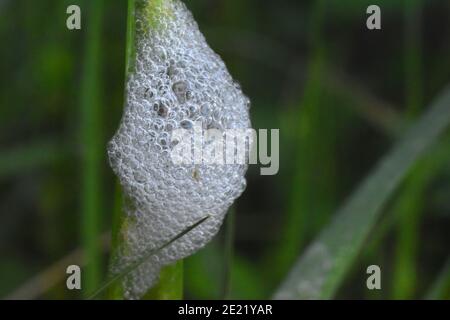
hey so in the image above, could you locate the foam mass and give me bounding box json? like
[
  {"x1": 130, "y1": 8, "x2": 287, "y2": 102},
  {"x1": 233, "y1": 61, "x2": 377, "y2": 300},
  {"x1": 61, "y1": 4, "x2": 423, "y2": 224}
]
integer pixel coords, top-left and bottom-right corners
[{"x1": 107, "y1": 0, "x2": 251, "y2": 299}]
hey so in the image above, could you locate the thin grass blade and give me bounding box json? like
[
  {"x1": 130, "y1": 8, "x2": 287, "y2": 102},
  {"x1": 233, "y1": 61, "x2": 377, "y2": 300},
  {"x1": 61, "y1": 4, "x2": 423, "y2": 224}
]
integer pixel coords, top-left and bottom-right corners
[
  {"x1": 89, "y1": 215, "x2": 210, "y2": 299},
  {"x1": 274, "y1": 86, "x2": 450, "y2": 299}
]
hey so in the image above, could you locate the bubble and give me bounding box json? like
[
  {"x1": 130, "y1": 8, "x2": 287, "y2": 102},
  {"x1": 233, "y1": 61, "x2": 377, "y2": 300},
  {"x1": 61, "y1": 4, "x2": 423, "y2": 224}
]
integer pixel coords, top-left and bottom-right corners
[
  {"x1": 172, "y1": 81, "x2": 188, "y2": 103},
  {"x1": 187, "y1": 104, "x2": 198, "y2": 118},
  {"x1": 180, "y1": 119, "x2": 193, "y2": 129},
  {"x1": 165, "y1": 119, "x2": 177, "y2": 131},
  {"x1": 134, "y1": 171, "x2": 147, "y2": 183},
  {"x1": 200, "y1": 104, "x2": 210, "y2": 116},
  {"x1": 152, "y1": 118, "x2": 165, "y2": 131},
  {"x1": 154, "y1": 102, "x2": 168, "y2": 117},
  {"x1": 144, "y1": 87, "x2": 154, "y2": 100}
]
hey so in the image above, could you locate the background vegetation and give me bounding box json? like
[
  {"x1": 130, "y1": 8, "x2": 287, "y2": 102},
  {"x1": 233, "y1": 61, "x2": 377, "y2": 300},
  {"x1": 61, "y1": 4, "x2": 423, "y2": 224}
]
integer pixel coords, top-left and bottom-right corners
[{"x1": 0, "y1": 0, "x2": 449, "y2": 299}]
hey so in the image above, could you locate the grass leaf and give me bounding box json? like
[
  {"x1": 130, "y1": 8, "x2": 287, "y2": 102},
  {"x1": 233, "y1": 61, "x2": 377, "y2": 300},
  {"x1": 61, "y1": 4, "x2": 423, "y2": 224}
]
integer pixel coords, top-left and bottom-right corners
[
  {"x1": 273, "y1": 86, "x2": 450, "y2": 299},
  {"x1": 89, "y1": 215, "x2": 210, "y2": 299},
  {"x1": 221, "y1": 206, "x2": 235, "y2": 299},
  {"x1": 79, "y1": 0, "x2": 105, "y2": 295}
]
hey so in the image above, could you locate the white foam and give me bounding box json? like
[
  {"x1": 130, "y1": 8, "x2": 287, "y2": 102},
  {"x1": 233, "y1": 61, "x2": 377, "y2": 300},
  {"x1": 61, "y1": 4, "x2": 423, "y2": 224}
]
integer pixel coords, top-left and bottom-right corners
[{"x1": 107, "y1": 0, "x2": 251, "y2": 299}]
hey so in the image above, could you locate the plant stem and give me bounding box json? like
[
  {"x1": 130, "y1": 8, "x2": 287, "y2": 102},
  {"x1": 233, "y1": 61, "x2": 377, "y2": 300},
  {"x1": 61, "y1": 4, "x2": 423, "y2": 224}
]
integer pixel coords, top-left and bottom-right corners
[
  {"x1": 106, "y1": 0, "x2": 135, "y2": 300},
  {"x1": 98, "y1": 216, "x2": 208, "y2": 300},
  {"x1": 222, "y1": 206, "x2": 235, "y2": 299},
  {"x1": 108, "y1": 0, "x2": 183, "y2": 300},
  {"x1": 392, "y1": 0, "x2": 424, "y2": 299},
  {"x1": 270, "y1": 0, "x2": 336, "y2": 284},
  {"x1": 80, "y1": 0, "x2": 104, "y2": 297},
  {"x1": 143, "y1": 261, "x2": 184, "y2": 299}
]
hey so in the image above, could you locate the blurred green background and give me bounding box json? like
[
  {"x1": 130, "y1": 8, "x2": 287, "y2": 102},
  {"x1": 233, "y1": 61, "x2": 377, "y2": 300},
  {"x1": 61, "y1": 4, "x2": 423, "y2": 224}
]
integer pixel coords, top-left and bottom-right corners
[{"x1": 0, "y1": 0, "x2": 449, "y2": 299}]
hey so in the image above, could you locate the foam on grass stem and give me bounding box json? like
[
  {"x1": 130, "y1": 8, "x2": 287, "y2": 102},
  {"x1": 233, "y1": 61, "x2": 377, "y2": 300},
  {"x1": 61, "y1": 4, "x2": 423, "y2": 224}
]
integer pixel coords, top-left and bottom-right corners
[
  {"x1": 93, "y1": 216, "x2": 209, "y2": 299},
  {"x1": 107, "y1": 0, "x2": 251, "y2": 299}
]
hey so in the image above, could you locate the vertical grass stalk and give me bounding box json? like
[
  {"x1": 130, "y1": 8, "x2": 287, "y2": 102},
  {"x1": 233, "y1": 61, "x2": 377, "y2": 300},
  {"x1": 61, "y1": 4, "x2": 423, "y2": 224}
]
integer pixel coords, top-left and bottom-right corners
[
  {"x1": 108, "y1": 0, "x2": 183, "y2": 300},
  {"x1": 79, "y1": 0, "x2": 104, "y2": 296},
  {"x1": 270, "y1": 0, "x2": 336, "y2": 283},
  {"x1": 222, "y1": 206, "x2": 235, "y2": 299},
  {"x1": 392, "y1": 0, "x2": 424, "y2": 299}
]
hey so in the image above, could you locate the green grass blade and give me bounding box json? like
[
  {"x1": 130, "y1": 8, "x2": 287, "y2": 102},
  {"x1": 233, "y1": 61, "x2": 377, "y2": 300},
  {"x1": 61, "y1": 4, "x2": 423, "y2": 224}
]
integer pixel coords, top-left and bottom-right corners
[
  {"x1": 124, "y1": 0, "x2": 136, "y2": 76},
  {"x1": 270, "y1": 0, "x2": 337, "y2": 285},
  {"x1": 273, "y1": 86, "x2": 450, "y2": 299},
  {"x1": 107, "y1": 0, "x2": 185, "y2": 300},
  {"x1": 90, "y1": 215, "x2": 210, "y2": 299},
  {"x1": 392, "y1": 0, "x2": 424, "y2": 299},
  {"x1": 79, "y1": 0, "x2": 105, "y2": 296},
  {"x1": 221, "y1": 206, "x2": 235, "y2": 299}
]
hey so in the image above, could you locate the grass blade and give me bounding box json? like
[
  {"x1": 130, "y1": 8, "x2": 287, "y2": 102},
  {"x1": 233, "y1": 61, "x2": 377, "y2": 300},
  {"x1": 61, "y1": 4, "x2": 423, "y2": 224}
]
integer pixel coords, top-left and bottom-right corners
[
  {"x1": 270, "y1": 0, "x2": 337, "y2": 286},
  {"x1": 273, "y1": 86, "x2": 450, "y2": 299},
  {"x1": 391, "y1": 0, "x2": 424, "y2": 299},
  {"x1": 107, "y1": 0, "x2": 186, "y2": 300},
  {"x1": 221, "y1": 206, "x2": 235, "y2": 299},
  {"x1": 90, "y1": 215, "x2": 210, "y2": 299},
  {"x1": 79, "y1": 0, "x2": 105, "y2": 296}
]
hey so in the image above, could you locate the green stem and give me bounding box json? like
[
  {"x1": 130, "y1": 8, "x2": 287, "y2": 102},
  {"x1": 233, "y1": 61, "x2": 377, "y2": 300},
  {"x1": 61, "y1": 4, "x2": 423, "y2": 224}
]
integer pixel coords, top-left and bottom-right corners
[
  {"x1": 108, "y1": 0, "x2": 183, "y2": 300},
  {"x1": 125, "y1": 0, "x2": 137, "y2": 76},
  {"x1": 392, "y1": 0, "x2": 423, "y2": 299},
  {"x1": 222, "y1": 206, "x2": 235, "y2": 299},
  {"x1": 80, "y1": 0, "x2": 104, "y2": 297},
  {"x1": 269, "y1": 0, "x2": 335, "y2": 284}
]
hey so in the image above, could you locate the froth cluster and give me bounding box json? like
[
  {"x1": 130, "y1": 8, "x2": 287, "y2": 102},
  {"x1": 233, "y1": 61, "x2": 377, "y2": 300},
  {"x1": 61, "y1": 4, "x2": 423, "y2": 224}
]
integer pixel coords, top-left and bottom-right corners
[{"x1": 107, "y1": 0, "x2": 251, "y2": 299}]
